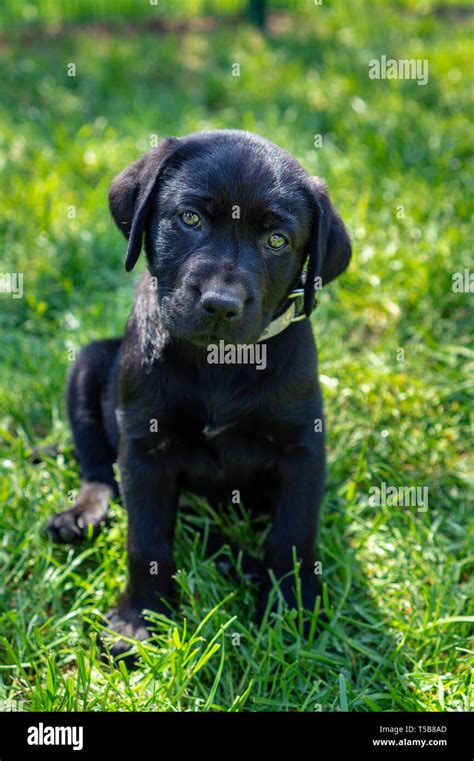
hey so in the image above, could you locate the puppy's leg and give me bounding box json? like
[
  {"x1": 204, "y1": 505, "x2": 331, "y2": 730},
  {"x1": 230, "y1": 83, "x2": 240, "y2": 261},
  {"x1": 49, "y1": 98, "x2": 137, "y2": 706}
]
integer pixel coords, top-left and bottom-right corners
[
  {"x1": 105, "y1": 438, "x2": 179, "y2": 657},
  {"x1": 48, "y1": 339, "x2": 121, "y2": 543},
  {"x1": 257, "y1": 447, "x2": 325, "y2": 627}
]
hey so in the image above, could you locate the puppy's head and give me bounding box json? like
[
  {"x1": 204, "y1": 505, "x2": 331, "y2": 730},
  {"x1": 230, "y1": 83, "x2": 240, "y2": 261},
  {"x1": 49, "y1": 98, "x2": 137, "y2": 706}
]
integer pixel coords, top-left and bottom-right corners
[{"x1": 109, "y1": 130, "x2": 351, "y2": 345}]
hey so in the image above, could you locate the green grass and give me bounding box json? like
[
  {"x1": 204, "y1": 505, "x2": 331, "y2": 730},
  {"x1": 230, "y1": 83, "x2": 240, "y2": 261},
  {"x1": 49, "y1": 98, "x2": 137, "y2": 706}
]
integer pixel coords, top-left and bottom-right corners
[{"x1": 0, "y1": 1, "x2": 473, "y2": 712}]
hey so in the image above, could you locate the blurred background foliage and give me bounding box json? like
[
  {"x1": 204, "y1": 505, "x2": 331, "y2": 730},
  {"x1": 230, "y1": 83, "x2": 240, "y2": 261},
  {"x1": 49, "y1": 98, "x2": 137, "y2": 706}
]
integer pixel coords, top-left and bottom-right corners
[{"x1": 0, "y1": 0, "x2": 471, "y2": 30}]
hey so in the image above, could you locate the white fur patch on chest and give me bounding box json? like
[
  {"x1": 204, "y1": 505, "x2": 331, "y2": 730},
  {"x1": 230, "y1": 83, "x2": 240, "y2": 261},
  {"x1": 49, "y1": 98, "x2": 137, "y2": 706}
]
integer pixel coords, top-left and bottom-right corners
[{"x1": 202, "y1": 423, "x2": 233, "y2": 439}]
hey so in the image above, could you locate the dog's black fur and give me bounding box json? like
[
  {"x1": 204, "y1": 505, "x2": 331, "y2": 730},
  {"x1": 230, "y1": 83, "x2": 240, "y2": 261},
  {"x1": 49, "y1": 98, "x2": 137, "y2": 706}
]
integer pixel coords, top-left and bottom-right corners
[{"x1": 48, "y1": 130, "x2": 351, "y2": 654}]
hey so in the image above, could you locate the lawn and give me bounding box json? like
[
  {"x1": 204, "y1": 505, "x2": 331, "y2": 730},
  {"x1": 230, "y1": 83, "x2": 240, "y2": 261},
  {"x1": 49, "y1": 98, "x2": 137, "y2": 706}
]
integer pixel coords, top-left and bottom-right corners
[{"x1": 0, "y1": 0, "x2": 472, "y2": 712}]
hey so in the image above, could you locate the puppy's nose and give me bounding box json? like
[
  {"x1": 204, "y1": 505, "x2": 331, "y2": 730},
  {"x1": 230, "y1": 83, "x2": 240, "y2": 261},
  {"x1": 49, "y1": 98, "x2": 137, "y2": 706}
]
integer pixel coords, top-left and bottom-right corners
[{"x1": 200, "y1": 290, "x2": 244, "y2": 322}]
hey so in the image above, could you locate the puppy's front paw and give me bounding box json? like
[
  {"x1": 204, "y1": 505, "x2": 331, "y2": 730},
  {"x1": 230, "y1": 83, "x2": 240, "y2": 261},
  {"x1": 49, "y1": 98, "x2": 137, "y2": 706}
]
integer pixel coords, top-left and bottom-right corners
[
  {"x1": 102, "y1": 603, "x2": 150, "y2": 665},
  {"x1": 47, "y1": 482, "x2": 112, "y2": 543}
]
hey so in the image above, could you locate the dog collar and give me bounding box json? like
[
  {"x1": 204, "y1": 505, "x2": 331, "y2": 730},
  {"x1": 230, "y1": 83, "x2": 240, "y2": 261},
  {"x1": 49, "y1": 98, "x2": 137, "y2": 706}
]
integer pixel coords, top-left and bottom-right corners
[{"x1": 257, "y1": 288, "x2": 318, "y2": 342}]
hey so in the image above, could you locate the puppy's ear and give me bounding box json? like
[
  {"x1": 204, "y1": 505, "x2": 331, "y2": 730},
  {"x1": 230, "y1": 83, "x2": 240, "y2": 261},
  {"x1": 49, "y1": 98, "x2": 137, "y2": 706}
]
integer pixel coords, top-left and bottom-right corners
[
  {"x1": 303, "y1": 177, "x2": 352, "y2": 317},
  {"x1": 109, "y1": 137, "x2": 179, "y2": 272}
]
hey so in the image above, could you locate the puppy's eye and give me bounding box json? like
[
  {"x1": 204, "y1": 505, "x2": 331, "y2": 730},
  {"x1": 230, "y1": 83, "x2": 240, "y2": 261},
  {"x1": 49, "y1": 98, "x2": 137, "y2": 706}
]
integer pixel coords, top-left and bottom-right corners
[
  {"x1": 181, "y1": 211, "x2": 201, "y2": 229},
  {"x1": 266, "y1": 233, "x2": 288, "y2": 252}
]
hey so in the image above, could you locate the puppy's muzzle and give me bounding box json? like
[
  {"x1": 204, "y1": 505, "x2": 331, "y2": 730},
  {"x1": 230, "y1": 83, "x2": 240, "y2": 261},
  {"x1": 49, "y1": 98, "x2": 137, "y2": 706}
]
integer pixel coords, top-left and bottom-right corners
[{"x1": 200, "y1": 288, "x2": 244, "y2": 324}]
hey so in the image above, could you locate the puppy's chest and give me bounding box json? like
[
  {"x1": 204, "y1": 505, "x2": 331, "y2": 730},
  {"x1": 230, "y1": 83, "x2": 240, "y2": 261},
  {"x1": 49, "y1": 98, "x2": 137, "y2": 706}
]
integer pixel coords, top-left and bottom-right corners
[
  {"x1": 121, "y1": 396, "x2": 279, "y2": 477},
  {"x1": 179, "y1": 414, "x2": 279, "y2": 487},
  {"x1": 167, "y1": 405, "x2": 278, "y2": 459}
]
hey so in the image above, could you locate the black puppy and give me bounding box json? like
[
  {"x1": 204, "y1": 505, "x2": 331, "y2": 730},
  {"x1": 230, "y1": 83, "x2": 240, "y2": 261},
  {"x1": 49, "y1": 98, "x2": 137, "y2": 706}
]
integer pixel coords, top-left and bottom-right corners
[{"x1": 48, "y1": 130, "x2": 351, "y2": 652}]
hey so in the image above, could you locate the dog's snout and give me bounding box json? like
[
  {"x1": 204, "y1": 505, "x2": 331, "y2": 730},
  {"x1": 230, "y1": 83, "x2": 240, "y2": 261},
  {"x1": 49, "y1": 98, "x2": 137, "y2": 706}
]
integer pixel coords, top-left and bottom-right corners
[{"x1": 200, "y1": 290, "x2": 244, "y2": 322}]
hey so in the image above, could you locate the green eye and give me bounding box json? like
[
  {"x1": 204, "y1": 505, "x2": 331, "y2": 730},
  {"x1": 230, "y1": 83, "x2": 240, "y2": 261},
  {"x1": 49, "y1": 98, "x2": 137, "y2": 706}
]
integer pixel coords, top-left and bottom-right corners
[
  {"x1": 181, "y1": 211, "x2": 201, "y2": 228},
  {"x1": 266, "y1": 233, "x2": 288, "y2": 251}
]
